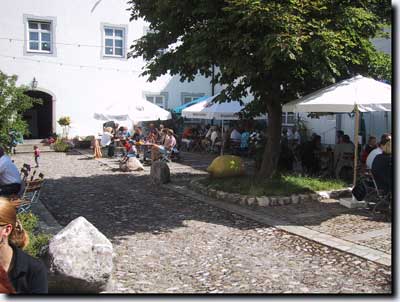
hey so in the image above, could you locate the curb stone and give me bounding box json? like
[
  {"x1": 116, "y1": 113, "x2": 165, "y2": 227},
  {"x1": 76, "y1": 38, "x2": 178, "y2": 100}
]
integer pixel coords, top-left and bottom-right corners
[{"x1": 190, "y1": 177, "x2": 353, "y2": 209}]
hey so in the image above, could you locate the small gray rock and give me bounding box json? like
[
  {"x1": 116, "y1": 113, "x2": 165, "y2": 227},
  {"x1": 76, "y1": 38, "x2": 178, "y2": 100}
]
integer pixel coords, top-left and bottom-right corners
[
  {"x1": 247, "y1": 197, "x2": 256, "y2": 206},
  {"x1": 257, "y1": 196, "x2": 270, "y2": 207},
  {"x1": 150, "y1": 161, "x2": 170, "y2": 184}
]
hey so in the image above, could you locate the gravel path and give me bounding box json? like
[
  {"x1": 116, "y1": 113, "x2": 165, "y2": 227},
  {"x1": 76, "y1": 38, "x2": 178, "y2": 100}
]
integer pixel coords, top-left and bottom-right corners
[{"x1": 11, "y1": 151, "x2": 392, "y2": 293}]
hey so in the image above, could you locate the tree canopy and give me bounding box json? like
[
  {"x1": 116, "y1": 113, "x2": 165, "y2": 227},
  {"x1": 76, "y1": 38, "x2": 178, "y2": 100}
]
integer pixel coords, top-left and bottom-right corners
[
  {"x1": 0, "y1": 71, "x2": 39, "y2": 150},
  {"x1": 128, "y1": 0, "x2": 391, "y2": 177}
]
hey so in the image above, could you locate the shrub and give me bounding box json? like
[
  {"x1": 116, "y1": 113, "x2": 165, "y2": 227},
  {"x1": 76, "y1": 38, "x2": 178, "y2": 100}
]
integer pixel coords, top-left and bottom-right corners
[
  {"x1": 57, "y1": 116, "x2": 71, "y2": 127},
  {"x1": 52, "y1": 139, "x2": 70, "y2": 152},
  {"x1": 17, "y1": 212, "x2": 51, "y2": 258}
]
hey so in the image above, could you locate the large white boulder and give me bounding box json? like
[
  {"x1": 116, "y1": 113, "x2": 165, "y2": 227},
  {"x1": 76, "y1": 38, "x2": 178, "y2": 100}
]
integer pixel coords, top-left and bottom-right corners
[{"x1": 43, "y1": 216, "x2": 113, "y2": 293}]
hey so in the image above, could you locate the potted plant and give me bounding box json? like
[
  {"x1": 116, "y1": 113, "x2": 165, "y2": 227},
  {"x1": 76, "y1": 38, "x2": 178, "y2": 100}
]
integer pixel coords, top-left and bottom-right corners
[{"x1": 57, "y1": 116, "x2": 71, "y2": 139}]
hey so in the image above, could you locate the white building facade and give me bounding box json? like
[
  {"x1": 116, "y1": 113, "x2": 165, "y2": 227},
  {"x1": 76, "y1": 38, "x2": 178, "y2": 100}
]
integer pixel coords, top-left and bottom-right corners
[
  {"x1": 0, "y1": 1, "x2": 391, "y2": 143},
  {"x1": 0, "y1": 0, "x2": 217, "y2": 137}
]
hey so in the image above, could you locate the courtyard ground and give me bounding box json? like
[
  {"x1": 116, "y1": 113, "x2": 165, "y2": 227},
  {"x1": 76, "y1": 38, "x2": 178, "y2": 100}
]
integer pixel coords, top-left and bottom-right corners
[{"x1": 11, "y1": 150, "x2": 391, "y2": 294}]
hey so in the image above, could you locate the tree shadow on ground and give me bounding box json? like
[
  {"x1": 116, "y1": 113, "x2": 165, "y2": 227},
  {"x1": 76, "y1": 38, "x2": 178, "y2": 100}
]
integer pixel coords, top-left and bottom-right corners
[
  {"x1": 39, "y1": 173, "x2": 266, "y2": 244},
  {"x1": 39, "y1": 170, "x2": 389, "y2": 247}
]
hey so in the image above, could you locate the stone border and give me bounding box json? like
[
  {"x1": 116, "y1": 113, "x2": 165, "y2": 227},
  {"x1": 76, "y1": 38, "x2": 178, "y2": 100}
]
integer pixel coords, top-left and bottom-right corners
[{"x1": 189, "y1": 177, "x2": 352, "y2": 208}]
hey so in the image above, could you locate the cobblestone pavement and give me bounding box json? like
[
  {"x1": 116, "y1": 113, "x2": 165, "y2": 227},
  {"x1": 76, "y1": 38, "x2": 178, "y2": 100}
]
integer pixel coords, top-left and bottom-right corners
[
  {"x1": 177, "y1": 152, "x2": 392, "y2": 254},
  {"x1": 11, "y1": 151, "x2": 391, "y2": 293}
]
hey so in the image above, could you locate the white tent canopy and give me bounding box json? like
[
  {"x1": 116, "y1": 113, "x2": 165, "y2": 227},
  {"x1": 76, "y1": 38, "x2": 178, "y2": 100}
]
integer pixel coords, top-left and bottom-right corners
[
  {"x1": 282, "y1": 75, "x2": 391, "y2": 186},
  {"x1": 282, "y1": 75, "x2": 391, "y2": 113},
  {"x1": 94, "y1": 99, "x2": 171, "y2": 122},
  {"x1": 181, "y1": 94, "x2": 265, "y2": 120}
]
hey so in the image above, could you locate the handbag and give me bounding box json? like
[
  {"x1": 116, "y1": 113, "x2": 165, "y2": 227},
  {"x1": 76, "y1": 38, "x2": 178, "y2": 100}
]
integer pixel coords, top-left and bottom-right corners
[{"x1": 352, "y1": 181, "x2": 367, "y2": 201}]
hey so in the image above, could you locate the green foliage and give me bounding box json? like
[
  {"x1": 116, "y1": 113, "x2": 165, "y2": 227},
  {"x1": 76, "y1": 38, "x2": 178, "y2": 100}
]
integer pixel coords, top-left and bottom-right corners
[
  {"x1": 128, "y1": 0, "x2": 391, "y2": 176},
  {"x1": 0, "y1": 71, "x2": 41, "y2": 149},
  {"x1": 52, "y1": 139, "x2": 70, "y2": 152},
  {"x1": 200, "y1": 175, "x2": 347, "y2": 196},
  {"x1": 57, "y1": 116, "x2": 71, "y2": 127},
  {"x1": 17, "y1": 212, "x2": 51, "y2": 258}
]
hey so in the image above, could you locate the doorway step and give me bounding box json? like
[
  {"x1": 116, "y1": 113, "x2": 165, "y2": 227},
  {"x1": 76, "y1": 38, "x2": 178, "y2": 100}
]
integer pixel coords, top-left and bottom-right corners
[{"x1": 14, "y1": 139, "x2": 55, "y2": 154}]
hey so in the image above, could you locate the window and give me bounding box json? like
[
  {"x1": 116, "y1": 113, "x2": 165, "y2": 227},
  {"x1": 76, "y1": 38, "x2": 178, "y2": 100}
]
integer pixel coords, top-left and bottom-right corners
[
  {"x1": 103, "y1": 27, "x2": 125, "y2": 57},
  {"x1": 282, "y1": 112, "x2": 296, "y2": 125},
  {"x1": 27, "y1": 20, "x2": 52, "y2": 53},
  {"x1": 146, "y1": 95, "x2": 166, "y2": 109},
  {"x1": 181, "y1": 93, "x2": 205, "y2": 105}
]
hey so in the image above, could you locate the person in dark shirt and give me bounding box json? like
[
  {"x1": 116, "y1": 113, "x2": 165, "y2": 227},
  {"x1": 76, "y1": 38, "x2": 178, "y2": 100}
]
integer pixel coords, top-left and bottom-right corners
[
  {"x1": 301, "y1": 135, "x2": 322, "y2": 175},
  {"x1": 0, "y1": 197, "x2": 48, "y2": 294},
  {"x1": 372, "y1": 139, "x2": 392, "y2": 195},
  {"x1": 361, "y1": 136, "x2": 377, "y2": 164}
]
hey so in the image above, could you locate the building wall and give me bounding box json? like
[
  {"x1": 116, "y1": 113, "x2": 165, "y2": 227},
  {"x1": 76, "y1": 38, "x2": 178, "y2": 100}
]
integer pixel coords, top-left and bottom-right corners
[{"x1": 0, "y1": 0, "x2": 215, "y2": 136}]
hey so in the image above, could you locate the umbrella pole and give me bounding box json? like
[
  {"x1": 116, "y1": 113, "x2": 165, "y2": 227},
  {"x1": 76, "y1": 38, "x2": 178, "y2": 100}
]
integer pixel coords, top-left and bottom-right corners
[
  {"x1": 353, "y1": 106, "x2": 360, "y2": 187},
  {"x1": 221, "y1": 120, "x2": 224, "y2": 155}
]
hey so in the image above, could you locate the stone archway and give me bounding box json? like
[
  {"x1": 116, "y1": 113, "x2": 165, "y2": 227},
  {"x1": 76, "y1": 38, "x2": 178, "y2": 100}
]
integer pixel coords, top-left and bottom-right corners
[{"x1": 24, "y1": 90, "x2": 55, "y2": 139}]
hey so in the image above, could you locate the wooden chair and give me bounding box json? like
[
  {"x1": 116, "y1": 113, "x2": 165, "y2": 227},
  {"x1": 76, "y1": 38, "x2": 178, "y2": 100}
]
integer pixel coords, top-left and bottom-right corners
[
  {"x1": 15, "y1": 173, "x2": 44, "y2": 214},
  {"x1": 335, "y1": 152, "x2": 354, "y2": 179}
]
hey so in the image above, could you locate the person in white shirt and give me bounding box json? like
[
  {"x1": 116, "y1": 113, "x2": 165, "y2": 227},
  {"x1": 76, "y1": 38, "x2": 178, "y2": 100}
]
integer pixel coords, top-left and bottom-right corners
[
  {"x1": 0, "y1": 147, "x2": 21, "y2": 196},
  {"x1": 230, "y1": 128, "x2": 241, "y2": 141},
  {"x1": 366, "y1": 133, "x2": 391, "y2": 170},
  {"x1": 100, "y1": 127, "x2": 113, "y2": 147}
]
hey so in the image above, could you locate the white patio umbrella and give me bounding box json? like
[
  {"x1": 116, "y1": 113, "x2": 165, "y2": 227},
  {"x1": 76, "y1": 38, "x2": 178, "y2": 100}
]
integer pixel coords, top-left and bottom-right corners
[
  {"x1": 93, "y1": 99, "x2": 171, "y2": 122},
  {"x1": 182, "y1": 94, "x2": 265, "y2": 154},
  {"x1": 181, "y1": 94, "x2": 247, "y2": 120},
  {"x1": 282, "y1": 75, "x2": 391, "y2": 186}
]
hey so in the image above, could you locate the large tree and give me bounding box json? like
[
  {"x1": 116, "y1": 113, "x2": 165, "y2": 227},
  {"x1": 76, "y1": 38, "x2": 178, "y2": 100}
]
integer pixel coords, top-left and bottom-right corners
[
  {"x1": 128, "y1": 0, "x2": 391, "y2": 178},
  {"x1": 0, "y1": 71, "x2": 39, "y2": 149}
]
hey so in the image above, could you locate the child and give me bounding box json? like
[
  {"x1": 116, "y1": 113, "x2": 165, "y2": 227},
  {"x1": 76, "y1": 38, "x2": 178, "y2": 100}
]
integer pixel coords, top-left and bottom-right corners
[{"x1": 33, "y1": 145, "x2": 40, "y2": 168}]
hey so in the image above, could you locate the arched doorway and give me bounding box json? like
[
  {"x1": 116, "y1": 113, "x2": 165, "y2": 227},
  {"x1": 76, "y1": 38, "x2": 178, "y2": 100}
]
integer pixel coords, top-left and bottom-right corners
[{"x1": 23, "y1": 90, "x2": 54, "y2": 139}]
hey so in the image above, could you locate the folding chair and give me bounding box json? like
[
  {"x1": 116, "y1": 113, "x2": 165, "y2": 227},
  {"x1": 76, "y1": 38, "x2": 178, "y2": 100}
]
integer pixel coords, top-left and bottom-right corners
[
  {"x1": 335, "y1": 152, "x2": 354, "y2": 179},
  {"x1": 19, "y1": 164, "x2": 31, "y2": 183},
  {"x1": 362, "y1": 171, "x2": 391, "y2": 218},
  {"x1": 15, "y1": 173, "x2": 45, "y2": 214}
]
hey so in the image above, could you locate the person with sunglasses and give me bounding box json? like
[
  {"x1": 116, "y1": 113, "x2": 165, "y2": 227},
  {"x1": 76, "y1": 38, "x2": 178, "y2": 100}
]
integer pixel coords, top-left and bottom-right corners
[{"x1": 0, "y1": 197, "x2": 48, "y2": 293}]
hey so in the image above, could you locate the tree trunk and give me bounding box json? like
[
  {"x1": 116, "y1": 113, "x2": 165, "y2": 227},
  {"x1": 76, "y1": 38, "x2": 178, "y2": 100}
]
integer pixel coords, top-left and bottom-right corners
[{"x1": 257, "y1": 101, "x2": 282, "y2": 179}]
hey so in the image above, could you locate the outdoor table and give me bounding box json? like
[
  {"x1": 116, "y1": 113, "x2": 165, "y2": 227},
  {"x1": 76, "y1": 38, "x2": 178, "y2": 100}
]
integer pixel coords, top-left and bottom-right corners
[{"x1": 135, "y1": 142, "x2": 154, "y2": 162}]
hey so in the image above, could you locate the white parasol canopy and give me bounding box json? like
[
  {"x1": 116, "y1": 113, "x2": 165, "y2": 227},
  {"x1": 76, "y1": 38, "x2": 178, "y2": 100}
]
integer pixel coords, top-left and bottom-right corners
[
  {"x1": 181, "y1": 94, "x2": 265, "y2": 120},
  {"x1": 282, "y1": 75, "x2": 391, "y2": 187},
  {"x1": 282, "y1": 75, "x2": 391, "y2": 113},
  {"x1": 94, "y1": 99, "x2": 171, "y2": 122}
]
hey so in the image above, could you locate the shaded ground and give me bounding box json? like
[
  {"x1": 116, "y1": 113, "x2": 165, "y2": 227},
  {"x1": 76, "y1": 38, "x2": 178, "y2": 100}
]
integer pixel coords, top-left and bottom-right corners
[{"x1": 11, "y1": 151, "x2": 391, "y2": 293}]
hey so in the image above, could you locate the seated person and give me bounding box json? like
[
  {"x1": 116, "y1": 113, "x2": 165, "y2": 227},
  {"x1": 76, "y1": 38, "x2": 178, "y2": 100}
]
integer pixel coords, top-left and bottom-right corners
[
  {"x1": 116, "y1": 126, "x2": 125, "y2": 138},
  {"x1": 151, "y1": 129, "x2": 177, "y2": 161},
  {"x1": 0, "y1": 147, "x2": 22, "y2": 196},
  {"x1": 230, "y1": 127, "x2": 241, "y2": 142},
  {"x1": 181, "y1": 127, "x2": 193, "y2": 150},
  {"x1": 292, "y1": 126, "x2": 301, "y2": 145},
  {"x1": 132, "y1": 127, "x2": 144, "y2": 142},
  {"x1": 301, "y1": 135, "x2": 322, "y2": 175},
  {"x1": 371, "y1": 138, "x2": 392, "y2": 194},
  {"x1": 361, "y1": 136, "x2": 377, "y2": 164},
  {"x1": 103, "y1": 121, "x2": 118, "y2": 134},
  {"x1": 333, "y1": 134, "x2": 354, "y2": 178},
  {"x1": 100, "y1": 127, "x2": 114, "y2": 147},
  {"x1": 209, "y1": 127, "x2": 221, "y2": 151},
  {"x1": 240, "y1": 128, "x2": 250, "y2": 154},
  {"x1": 366, "y1": 133, "x2": 391, "y2": 170},
  {"x1": 122, "y1": 140, "x2": 138, "y2": 162}
]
